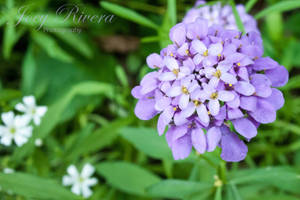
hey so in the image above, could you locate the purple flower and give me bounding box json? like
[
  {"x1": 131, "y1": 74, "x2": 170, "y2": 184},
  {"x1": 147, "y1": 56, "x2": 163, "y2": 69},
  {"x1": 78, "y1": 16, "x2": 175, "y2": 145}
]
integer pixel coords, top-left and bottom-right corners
[
  {"x1": 183, "y1": 1, "x2": 259, "y2": 33},
  {"x1": 132, "y1": 16, "x2": 288, "y2": 162}
]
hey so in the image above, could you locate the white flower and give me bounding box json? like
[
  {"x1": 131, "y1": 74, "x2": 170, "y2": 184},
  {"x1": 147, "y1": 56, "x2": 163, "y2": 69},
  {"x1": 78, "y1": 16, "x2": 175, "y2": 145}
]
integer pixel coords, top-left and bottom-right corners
[
  {"x1": 0, "y1": 112, "x2": 32, "y2": 147},
  {"x1": 3, "y1": 168, "x2": 14, "y2": 174},
  {"x1": 62, "y1": 164, "x2": 98, "y2": 198},
  {"x1": 15, "y1": 96, "x2": 47, "y2": 126},
  {"x1": 35, "y1": 138, "x2": 43, "y2": 147}
]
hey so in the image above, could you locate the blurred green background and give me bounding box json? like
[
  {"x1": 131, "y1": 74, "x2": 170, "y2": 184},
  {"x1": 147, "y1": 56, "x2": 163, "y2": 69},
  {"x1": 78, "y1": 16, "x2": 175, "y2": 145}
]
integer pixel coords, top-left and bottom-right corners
[{"x1": 0, "y1": 0, "x2": 300, "y2": 199}]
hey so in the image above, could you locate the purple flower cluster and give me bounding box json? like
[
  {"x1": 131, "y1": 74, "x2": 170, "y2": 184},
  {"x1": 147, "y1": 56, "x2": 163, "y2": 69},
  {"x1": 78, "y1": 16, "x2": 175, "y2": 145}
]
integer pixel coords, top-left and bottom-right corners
[
  {"x1": 183, "y1": 1, "x2": 259, "y2": 33},
  {"x1": 132, "y1": 19, "x2": 288, "y2": 162}
]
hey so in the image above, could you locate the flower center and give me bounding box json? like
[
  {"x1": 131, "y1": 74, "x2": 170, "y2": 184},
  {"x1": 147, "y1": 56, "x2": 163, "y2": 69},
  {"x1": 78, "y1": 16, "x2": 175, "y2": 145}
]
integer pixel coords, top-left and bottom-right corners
[
  {"x1": 31, "y1": 108, "x2": 36, "y2": 115},
  {"x1": 172, "y1": 69, "x2": 179, "y2": 76},
  {"x1": 213, "y1": 70, "x2": 222, "y2": 78},
  {"x1": 237, "y1": 62, "x2": 241, "y2": 66},
  {"x1": 173, "y1": 107, "x2": 177, "y2": 111},
  {"x1": 193, "y1": 100, "x2": 201, "y2": 107},
  {"x1": 210, "y1": 92, "x2": 218, "y2": 100},
  {"x1": 9, "y1": 127, "x2": 16, "y2": 135},
  {"x1": 181, "y1": 87, "x2": 189, "y2": 94},
  {"x1": 203, "y1": 50, "x2": 208, "y2": 57},
  {"x1": 78, "y1": 177, "x2": 85, "y2": 183}
]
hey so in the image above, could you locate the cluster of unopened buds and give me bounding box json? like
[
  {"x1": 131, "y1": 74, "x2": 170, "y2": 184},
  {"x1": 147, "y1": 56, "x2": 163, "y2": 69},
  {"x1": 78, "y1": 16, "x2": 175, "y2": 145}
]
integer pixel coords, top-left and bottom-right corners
[{"x1": 132, "y1": 2, "x2": 288, "y2": 162}]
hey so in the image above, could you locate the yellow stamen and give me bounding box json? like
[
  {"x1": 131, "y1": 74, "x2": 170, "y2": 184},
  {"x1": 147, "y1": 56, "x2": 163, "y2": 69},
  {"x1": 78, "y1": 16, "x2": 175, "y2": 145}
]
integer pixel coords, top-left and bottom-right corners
[
  {"x1": 210, "y1": 92, "x2": 218, "y2": 100},
  {"x1": 213, "y1": 69, "x2": 221, "y2": 78},
  {"x1": 203, "y1": 50, "x2": 208, "y2": 57},
  {"x1": 181, "y1": 87, "x2": 189, "y2": 94},
  {"x1": 173, "y1": 107, "x2": 177, "y2": 111},
  {"x1": 185, "y1": 49, "x2": 189, "y2": 55},
  {"x1": 207, "y1": 111, "x2": 211, "y2": 115},
  {"x1": 193, "y1": 100, "x2": 201, "y2": 107},
  {"x1": 172, "y1": 69, "x2": 179, "y2": 76},
  {"x1": 237, "y1": 62, "x2": 241, "y2": 66},
  {"x1": 218, "y1": 54, "x2": 221, "y2": 57},
  {"x1": 170, "y1": 52, "x2": 174, "y2": 57},
  {"x1": 234, "y1": 35, "x2": 239, "y2": 39},
  {"x1": 229, "y1": 83, "x2": 232, "y2": 87}
]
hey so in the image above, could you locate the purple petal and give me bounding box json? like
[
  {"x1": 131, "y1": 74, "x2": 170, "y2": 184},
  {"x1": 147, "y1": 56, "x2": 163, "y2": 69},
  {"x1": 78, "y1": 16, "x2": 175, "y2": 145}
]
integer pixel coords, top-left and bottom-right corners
[
  {"x1": 155, "y1": 96, "x2": 171, "y2": 111},
  {"x1": 253, "y1": 57, "x2": 278, "y2": 71},
  {"x1": 131, "y1": 86, "x2": 143, "y2": 99},
  {"x1": 249, "y1": 99, "x2": 276, "y2": 124},
  {"x1": 220, "y1": 73, "x2": 237, "y2": 84},
  {"x1": 208, "y1": 43, "x2": 223, "y2": 56},
  {"x1": 159, "y1": 72, "x2": 176, "y2": 81},
  {"x1": 166, "y1": 126, "x2": 175, "y2": 147},
  {"x1": 240, "y1": 96, "x2": 257, "y2": 111},
  {"x1": 237, "y1": 67, "x2": 249, "y2": 82},
  {"x1": 250, "y1": 74, "x2": 272, "y2": 98},
  {"x1": 181, "y1": 102, "x2": 196, "y2": 118},
  {"x1": 265, "y1": 65, "x2": 289, "y2": 87},
  {"x1": 234, "y1": 81, "x2": 255, "y2": 96},
  {"x1": 196, "y1": 104, "x2": 210, "y2": 124},
  {"x1": 227, "y1": 108, "x2": 244, "y2": 120},
  {"x1": 172, "y1": 125, "x2": 189, "y2": 141},
  {"x1": 134, "y1": 99, "x2": 158, "y2": 120},
  {"x1": 226, "y1": 92, "x2": 240, "y2": 109},
  {"x1": 164, "y1": 57, "x2": 179, "y2": 71},
  {"x1": 264, "y1": 88, "x2": 284, "y2": 110},
  {"x1": 218, "y1": 90, "x2": 235, "y2": 102},
  {"x1": 232, "y1": 118, "x2": 257, "y2": 139},
  {"x1": 186, "y1": 18, "x2": 208, "y2": 40},
  {"x1": 170, "y1": 23, "x2": 186, "y2": 46},
  {"x1": 146, "y1": 53, "x2": 162, "y2": 69},
  {"x1": 191, "y1": 128, "x2": 206, "y2": 154},
  {"x1": 209, "y1": 99, "x2": 220, "y2": 116},
  {"x1": 206, "y1": 126, "x2": 222, "y2": 152},
  {"x1": 167, "y1": 86, "x2": 181, "y2": 97},
  {"x1": 157, "y1": 106, "x2": 174, "y2": 135},
  {"x1": 191, "y1": 40, "x2": 207, "y2": 54},
  {"x1": 220, "y1": 126, "x2": 248, "y2": 162},
  {"x1": 172, "y1": 134, "x2": 192, "y2": 160},
  {"x1": 179, "y1": 94, "x2": 190, "y2": 109},
  {"x1": 177, "y1": 43, "x2": 189, "y2": 56}
]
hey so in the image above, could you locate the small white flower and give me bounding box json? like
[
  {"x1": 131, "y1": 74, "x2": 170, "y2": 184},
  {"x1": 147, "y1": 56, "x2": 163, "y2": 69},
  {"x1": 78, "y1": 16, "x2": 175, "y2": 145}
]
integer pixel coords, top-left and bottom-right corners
[
  {"x1": 0, "y1": 112, "x2": 32, "y2": 147},
  {"x1": 62, "y1": 163, "x2": 98, "y2": 198},
  {"x1": 3, "y1": 168, "x2": 14, "y2": 174},
  {"x1": 15, "y1": 96, "x2": 47, "y2": 126},
  {"x1": 35, "y1": 138, "x2": 43, "y2": 147}
]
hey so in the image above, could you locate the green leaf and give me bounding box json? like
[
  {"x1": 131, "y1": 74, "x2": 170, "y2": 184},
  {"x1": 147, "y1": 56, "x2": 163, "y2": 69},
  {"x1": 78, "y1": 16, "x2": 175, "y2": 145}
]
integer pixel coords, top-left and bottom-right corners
[
  {"x1": 229, "y1": 167, "x2": 300, "y2": 194},
  {"x1": 282, "y1": 75, "x2": 300, "y2": 90},
  {"x1": 115, "y1": 65, "x2": 128, "y2": 87},
  {"x1": 53, "y1": 31, "x2": 93, "y2": 59},
  {"x1": 214, "y1": 186, "x2": 222, "y2": 200},
  {"x1": 3, "y1": 20, "x2": 16, "y2": 59},
  {"x1": 265, "y1": 12, "x2": 283, "y2": 42},
  {"x1": 146, "y1": 179, "x2": 212, "y2": 199},
  {"x1": 167, "y1": 0, "x2": 176, "y2": 26},
  {"x1": 120, "y1": 127, "x2": 173, "y2": 160},
  {"x1": 100, "y1": 1, "x2": 159, "y2": 30},
  {"x1": 255, "y1": 0, "x2": 300, "y2": 19},
  {"x1": 230, "y1": 0, "x2": 245, "y2": 34},
  {"x1": 68, "y1": 117, "x2": 132, "y2": 160},
  {"x1": 21, "y1": 45, "x2": 36, "y2": 94},
  {"x1": 0, "y1": 172, "x2": 79, "y2": 200},
  {"x1": 31, "y1": 31, "x2": 73, "y2": 63},
  {"x1": 96, "y1": 161, "x2": 161, "y2": 196},
  {"x1": 245, "y1": 0, "x2": 258, "y2": 12}
]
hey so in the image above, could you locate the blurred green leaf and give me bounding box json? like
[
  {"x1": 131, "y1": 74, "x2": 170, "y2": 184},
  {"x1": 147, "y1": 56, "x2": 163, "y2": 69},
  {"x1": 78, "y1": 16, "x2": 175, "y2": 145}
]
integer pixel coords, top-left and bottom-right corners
[
  {"x1": 230, "y1": 0, "x2": 245, "y2": 34},
  {"x1": 120, "y1": 127, "x2": 173, "y2": 160},
  {"x1": 214, "y1": 186, "x2": 222, "y2": 200},
  {"x1": 146, "y1": 179, "x2": 212, "y2": 199},
  {"x1": 115, "y1": 65, "x2": 128, "y2": 87},
  {"x1": 167, "y1": 0, "x2": 176, "y2": 26},
  {"x1": 100, "y1": 1, "x2": 159, "y2": 30},
  {"x1": 245, "y1": 0, "x2": 258, "y2": 12},
  {"x1": 255, "y1": 1, "x2": 300, "y2": 19},
  {"x1": 53, "y1": 31, "x2": 93, "y2": 59},
  {"x1": 0, "y1": 172, "x2": 79, "y2": 200},
  {"x1": 68, "y1": 117, "x2": 132, "y2": 159},
  {"x1": 31, "y1": 31, "x2": 73, "y2": 63},
  {"x1": 230, "y1": 167, "x2": 300, "y2": 194},
  {"x1": 96, "y1": 161, "x2": 161, "y2": 196},
  {"x1": 265, "y1": 12, "x2": 283, "y2": 42},
  {"x1": 3, "y1": 21, "x2": 16, "y2": 59},
  {"x1": 21, "y1": 45, "x2": 36, "y2": 94}
]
